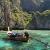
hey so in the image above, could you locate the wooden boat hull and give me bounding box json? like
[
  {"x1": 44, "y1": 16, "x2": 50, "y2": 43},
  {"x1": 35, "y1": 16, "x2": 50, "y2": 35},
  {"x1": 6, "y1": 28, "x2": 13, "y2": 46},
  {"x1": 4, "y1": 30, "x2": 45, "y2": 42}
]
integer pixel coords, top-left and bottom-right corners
[{"x1": 3, "y1": 37, "x2": 29, "y2": 42}]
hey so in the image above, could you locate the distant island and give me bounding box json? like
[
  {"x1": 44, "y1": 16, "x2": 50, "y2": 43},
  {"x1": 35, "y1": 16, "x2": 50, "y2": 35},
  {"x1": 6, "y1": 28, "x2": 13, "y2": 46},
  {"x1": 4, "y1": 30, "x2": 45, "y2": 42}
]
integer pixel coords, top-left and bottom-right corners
[{"x1": 0, "y1": 0, "x2": 50, "y2": 30}]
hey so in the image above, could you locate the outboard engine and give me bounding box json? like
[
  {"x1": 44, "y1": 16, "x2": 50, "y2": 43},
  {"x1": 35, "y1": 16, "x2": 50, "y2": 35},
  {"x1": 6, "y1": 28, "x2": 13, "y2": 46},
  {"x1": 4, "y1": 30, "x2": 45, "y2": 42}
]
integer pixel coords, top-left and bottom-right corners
[{"x1": 7, "y1": 31, "x2": 13, "y2": 36}]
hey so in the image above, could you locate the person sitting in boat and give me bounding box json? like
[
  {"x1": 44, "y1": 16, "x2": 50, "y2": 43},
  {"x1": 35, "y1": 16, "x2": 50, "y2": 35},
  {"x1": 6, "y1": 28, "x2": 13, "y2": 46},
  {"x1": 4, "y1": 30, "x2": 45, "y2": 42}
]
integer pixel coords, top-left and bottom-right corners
[
  {"x1": 7, "y1": 30, "x2": 29, "y2": 39},
  {"x1": 24, "y1": 31, "x2": 29, "y2": 38},
  {"x1": 7, "y1": 30, "x2": 23, "y2": 38},
  {"x1": 24, "y1": 31, "x2": 32, "y2": 39},
  {"x1": 7, "y1": 31, "x2": 13, "y2": 36},
  {"x1": 7, "y1": 31, "x2": 17, "y2": 37}
]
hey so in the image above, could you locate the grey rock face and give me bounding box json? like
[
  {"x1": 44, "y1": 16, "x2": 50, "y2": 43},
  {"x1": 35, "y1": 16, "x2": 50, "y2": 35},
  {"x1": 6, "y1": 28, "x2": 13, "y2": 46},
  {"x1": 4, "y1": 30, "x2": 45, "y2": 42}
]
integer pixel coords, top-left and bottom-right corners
[{"x1": 0, "y1": 0, "x2": 50, "y2": 30}]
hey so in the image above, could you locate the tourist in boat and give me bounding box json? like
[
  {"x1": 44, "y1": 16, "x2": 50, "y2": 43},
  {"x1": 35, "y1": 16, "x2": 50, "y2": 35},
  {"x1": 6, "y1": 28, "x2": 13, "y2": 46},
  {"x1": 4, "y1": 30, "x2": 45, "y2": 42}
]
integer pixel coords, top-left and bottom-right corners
[
  {"x1": 7, "y1": 31, "x2": 18, "y2": 37},
  {"x1": 24, "y1": 31, "x2": 29, "y2": 38},
  {"x1": 7, "y1": 31, "x2": 13, "y2": 36},
  {"x1": 7, "y1": 31, "x2": 29, "y2": 37}
]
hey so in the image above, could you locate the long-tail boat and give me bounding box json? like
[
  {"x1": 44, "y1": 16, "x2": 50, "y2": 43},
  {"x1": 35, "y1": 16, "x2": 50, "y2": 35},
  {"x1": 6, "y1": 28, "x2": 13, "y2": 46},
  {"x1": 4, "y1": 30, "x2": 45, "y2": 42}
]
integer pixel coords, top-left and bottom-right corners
[{"x1": 6, "y1": 31, "x2": 29, "y2": 42}]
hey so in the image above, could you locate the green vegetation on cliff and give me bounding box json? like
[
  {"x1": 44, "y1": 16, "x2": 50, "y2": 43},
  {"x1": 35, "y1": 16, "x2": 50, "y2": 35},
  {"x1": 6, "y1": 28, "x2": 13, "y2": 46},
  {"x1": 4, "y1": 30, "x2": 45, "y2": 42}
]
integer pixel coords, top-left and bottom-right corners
[{"x1": 0, "y1": 0, "x2": 50, "y2": 30}]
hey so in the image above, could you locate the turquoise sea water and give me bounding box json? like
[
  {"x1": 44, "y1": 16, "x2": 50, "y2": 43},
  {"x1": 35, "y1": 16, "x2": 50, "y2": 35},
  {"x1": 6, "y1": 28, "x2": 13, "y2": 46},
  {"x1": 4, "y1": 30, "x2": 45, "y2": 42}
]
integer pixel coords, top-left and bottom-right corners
[{"x1": 0, "y1": 30, "x2": 50, "y2": 50}]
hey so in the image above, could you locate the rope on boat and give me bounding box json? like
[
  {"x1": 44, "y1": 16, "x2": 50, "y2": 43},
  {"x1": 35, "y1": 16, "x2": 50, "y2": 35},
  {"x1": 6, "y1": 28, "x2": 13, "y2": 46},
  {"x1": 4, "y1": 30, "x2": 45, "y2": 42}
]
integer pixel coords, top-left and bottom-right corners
[{"x1": 33, "y1": 37, "x2": 50, "y2": 48}]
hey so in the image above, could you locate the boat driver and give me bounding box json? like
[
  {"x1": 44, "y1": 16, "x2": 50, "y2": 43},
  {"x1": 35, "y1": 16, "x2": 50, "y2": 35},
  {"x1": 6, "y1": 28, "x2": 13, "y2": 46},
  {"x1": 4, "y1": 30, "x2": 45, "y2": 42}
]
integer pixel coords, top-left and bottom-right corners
[{"x1": 24, "y1": 31, "x2": 29, "y2": 38}]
